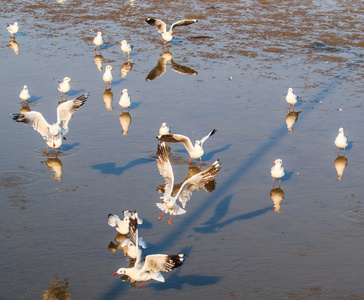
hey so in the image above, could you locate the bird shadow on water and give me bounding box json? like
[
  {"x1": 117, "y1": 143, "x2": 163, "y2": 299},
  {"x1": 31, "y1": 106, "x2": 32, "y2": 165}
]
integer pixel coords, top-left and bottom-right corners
[
  {"x1": 194, "y1": 195, "x2": 271, "y2": 234},
  {"x1": 92, "y1": 157, "x2": 154, "y2": 176}
]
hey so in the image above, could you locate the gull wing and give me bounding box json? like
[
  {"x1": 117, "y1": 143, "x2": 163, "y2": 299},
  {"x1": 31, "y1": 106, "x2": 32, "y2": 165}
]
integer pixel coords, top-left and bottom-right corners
[
  {"x1": 146, "y1": 57, "x2": 166, "y2": 81},
  {"x1": 142, "y1": 254, "x2": 185, "y2": 275},
  {"x1": 157, "y1": 143, "x2": 175, "y2": 199},
  {"x1": 170, "y1": 19, "x2": 198, "y2": 32},
  {"x1": 200, "y1": 129, "x2": 217, "y2": 145},
  {"x1": 107, "y1": 214, "x2": 121, "y2": 227},
  {"x1": 56, "y1": 92, "x2": 89, "y2": 135},
  {"x1": 11, "y1": 111, "x2": 52, "y2": 140},
  {"x1": 157, "y1": 133, "x2": 194, "y2": 153},
  {"x1": 176, "y1": 159, "x2": 221, "y2": 208},
  {"x1": 145, "y1": 18, "x2": 167, "y2": 33}
]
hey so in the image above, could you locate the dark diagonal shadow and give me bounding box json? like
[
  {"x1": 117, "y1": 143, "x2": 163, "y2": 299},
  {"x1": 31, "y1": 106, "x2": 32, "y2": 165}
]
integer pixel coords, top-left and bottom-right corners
[{"x1": 92, "y1": 158, "x2": 154, "y2": 176}]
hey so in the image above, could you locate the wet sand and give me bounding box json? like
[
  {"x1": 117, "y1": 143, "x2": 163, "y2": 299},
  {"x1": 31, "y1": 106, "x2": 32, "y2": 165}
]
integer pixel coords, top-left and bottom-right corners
[{"x1": 0, "y1": 0, "x2": 363, "y2": 299}]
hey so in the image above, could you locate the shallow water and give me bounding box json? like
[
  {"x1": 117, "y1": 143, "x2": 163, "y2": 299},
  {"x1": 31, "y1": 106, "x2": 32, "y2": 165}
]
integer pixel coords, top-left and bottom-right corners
[{"x1": 1, "y1": 0, "x2": 363, "y2": 299}]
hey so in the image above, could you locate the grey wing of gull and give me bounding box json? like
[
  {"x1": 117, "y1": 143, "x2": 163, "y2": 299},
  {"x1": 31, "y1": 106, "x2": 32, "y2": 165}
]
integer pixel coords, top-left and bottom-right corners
[
  {"x1": 200, "y1": 129, "x2": 217, "y2": 145},
  {"x1": 171, "y1": 60, "x2": 198, "y2": 75},
  {"x1": 176, "y1": 159, "x2": 221, "y2": 208},
  {"x1": 170, "y1": 19, "x2": 198, "y2": 31},
  {"x1": 146, "y1": 58, "x2": 166, "y2": 81},
  {"x1": 143, "y1": 254, "x2": 185, "y2": 273},
  {"x1": 157, "y1": 133, "x2": 194, "y2": 153},
  {"x1": 157, "y1": 143, "x2": 174, "y2": 199},
  {"x1": 145, "y1": 18, "x2": 167, "y2": 33},
  {"x1": 57, "y1": 92, "x2": 89, "y2": 135},
  {"x1": 11, "y1": 111, "x2": 51, "y2": 140}
]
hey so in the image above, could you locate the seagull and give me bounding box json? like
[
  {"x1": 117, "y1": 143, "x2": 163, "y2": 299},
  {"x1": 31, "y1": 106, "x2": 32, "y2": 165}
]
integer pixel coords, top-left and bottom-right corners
[
  {"x1": 286, "y1": 88, "x2": 298, "y2": 110},
  {"x1": 119, "y1": 40, "x2": 133, "y2": 60},
  {"x1": 119, "y1": 88, "x2": 131, "y2": 111},
  {"x1": 93, "y1": 31, "x2": 104, "y2": 51},
  {"x1": 114, "y1": 211, "x2": 185, "y2": 289},
  {"x1": 120, "y1": 211, "x2": 147, "y2": 261},
  {"x1": 10, "y1": 93, "x2": 89, "y2": 154},
  {"x1": 107, "y1": 210, "x2": 143, "y2": 235},
  {"x1": 19, "y1": 85, "x2": 31, "y2": 103},
  {"x1": 156, "y1": 129, "x2": 217, "y2": 163},
  {"x1": 145, "y1": 18, "x2": 198, "y2": 45},
  {"x1": 58, "y1": 77, "x2": 72, "y2": 100},
  {"x1": 271, "y1": 159, "x2": 285, "y2": 188},
  {"x1": 159, "y1": 123, "x2": 171, "y2": 135},
  {"x1": 7, "y1": 22, "x2": 19, "y2": 38},
  {"x1": 334, "y1": 127, "x2": 348, "y2": 155},
  {"x1": 156, "y1": 143, "x2": 221, "y2": 224},
  {"x1": 103, "y1": 65, "x2": 114, "y2": 87}
]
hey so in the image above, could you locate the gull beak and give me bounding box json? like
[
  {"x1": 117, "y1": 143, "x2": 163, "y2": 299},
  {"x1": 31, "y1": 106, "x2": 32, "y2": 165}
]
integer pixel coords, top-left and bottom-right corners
[
  {"x1": 113, "y1": 272, "x2": 118, "y2": 275},
  {"x1": 272, "y1": 162, "x2": 276, "y2": 164},
  {"x1": 70, "y1": 80, "x2": 73, "y2": 82}
]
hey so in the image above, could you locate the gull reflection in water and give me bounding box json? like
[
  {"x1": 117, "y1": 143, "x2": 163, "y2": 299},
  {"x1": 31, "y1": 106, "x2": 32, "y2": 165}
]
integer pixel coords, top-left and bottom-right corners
[
  {"x1": 285, "y1": 111, "x2": 301, "y2": 131},
  {"x1": 120, "y1": 61, "x2": 134, "y2": 78},
  {"x1": 270, "y1": 187, "x2": 285, "y2": 212},
  {"x1": 119, "y1": 111, "x2": 131, "y2": 135},
  {"x1": 334, "y1": 155, "x2": 348, "y2": 180},
  {"x1": 93, "y1": 54, "x2": 104, "y2": 71},
  {"x1": 146, "y1": 49, "x2": 197, "y2": 81},
  {"x1": 42, "y1": 156, "x2": 63, "y2": 181},
  {"x1": 41, "y1": 277, "x2": 70, "y2": 300},
  {"x1": 20, "y1": 103, "x2": 31, "y2": 114},
  {"x1": 8, "y1": 39, "x2": 19, "y2": 55},
  {"x1": 103, "y1": 88, "x2": 113, "y2": 111}
]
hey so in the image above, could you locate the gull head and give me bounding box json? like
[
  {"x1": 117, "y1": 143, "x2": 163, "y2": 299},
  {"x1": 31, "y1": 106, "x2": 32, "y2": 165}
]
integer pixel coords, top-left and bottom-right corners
[
  {"x1": 195, "y1": 140, "x2": 201, "y2": 147},
  {"x1": 114, "y1": 268, "x2": 127, "y2": 275},
  {"x1": 272, "y1": 159, "x2": 283, "y2": 166},
  {"x1": 63, "y1": 77, "x2": 72, "y2": 83}
]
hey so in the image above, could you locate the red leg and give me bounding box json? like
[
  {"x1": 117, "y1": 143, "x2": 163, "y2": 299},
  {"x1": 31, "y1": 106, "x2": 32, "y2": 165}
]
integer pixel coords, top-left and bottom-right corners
[
  {"x1": 167, "y1": 213, "x2": 173, "y2": 225},
  {"x1": 138, "y1": 281, "x2": 148, "y2": 289},
  {"x1": 279, "y1": 178, "x2": 281, "y2": 188},
  {"x1": 46, "y1": 146, "x2": 49, "y2": 154},
  {"x1": 158, "y1": 210, "x2": 166, "y2": 221}
]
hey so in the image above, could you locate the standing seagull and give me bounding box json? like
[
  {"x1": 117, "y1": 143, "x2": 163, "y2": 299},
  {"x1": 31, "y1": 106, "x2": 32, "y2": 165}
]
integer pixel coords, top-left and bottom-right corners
[
  {"x1": 119, "y1": 88, "x2": 131, "y2": 111},
  {"x1": 19, "y1": 85, "x2": 31, "y2": 103},
  {"x1": 286, "y1": 88, "x2": 298, "y2": 110},
  {"x1": 145, "y1": 18, "x2": 198, "y2": 45},
  {"x1": 271, "y1": 159, "x2": 285, "y2": 188},
  {"x1": 7, "y1": 22, "x2": 19, "y2": 38},
  {"x1": 334, "y1": 127, "x2": 348, "y2": 155},
  {"x1": 103, "y1": 65, "x2": 114, "y2": 87},
  {"x1": 156, "y1": 129, "x2": 217, "y2": 163},
  {"x1": 156, "y1": 143, "x2": 221, "y2": 224},
  {"x1": 114, "y1": 211, "x2": 185, "y2": 288},
  {"x1": 10, "y1": 93, "x2": 89, "y2": 154},
  {"x1": 119, "y1": 40, "x2": 133, "y2": 60},
  {"x1": 93, "y1": 31, "x2": 104, "y2": 51},
  {"x1": 58, "y1": 77, "x2": 72, "y2": 100}
]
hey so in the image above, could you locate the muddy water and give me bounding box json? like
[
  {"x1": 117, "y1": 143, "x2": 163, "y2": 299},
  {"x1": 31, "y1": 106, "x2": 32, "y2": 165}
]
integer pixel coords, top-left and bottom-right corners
[{"x1": 0, "y1": 0, "x2": 363, "y2": 299}]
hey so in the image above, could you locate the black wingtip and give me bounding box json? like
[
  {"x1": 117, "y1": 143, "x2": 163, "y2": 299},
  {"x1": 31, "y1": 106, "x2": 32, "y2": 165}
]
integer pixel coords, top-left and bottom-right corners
[
  {"x1": 210, "y1": 129, "x2": 217, "y2": 136},
  {"x1": 10, "y1": 113, "x2": 24, "y2": 122}
]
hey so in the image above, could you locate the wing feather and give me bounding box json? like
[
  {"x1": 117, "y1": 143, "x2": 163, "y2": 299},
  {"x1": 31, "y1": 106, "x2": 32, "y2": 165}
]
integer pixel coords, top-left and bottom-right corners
[
  {"x1": 170, "y1": 19, "x2": 198, "y2": 31},
  {"x1": 11, "y1": 112, "x2": 52, "y2": 140},
  {"x1": 145, "y1": 18, "x2": 167, "y2": 33},
  {"x1": 157, "y1": 143, "x2": 174, "y2": 199},
  {"x1": 157, "y1": 133, "x2": 194, "y2": 152},
  {"x1": 200, "y1": 129, "x2": 217, "y2": 145},
  {"x1": 56, "y1": 92, "x2": 89, "y2": 134},
  {"x1": 176, "y1": 159, "x2": 221, "y2": 208}
]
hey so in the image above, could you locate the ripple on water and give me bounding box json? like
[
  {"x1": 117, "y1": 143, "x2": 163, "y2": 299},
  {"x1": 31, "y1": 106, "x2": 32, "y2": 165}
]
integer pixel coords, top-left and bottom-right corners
[
  {"x1": 0, "y1": 171, "x2": 40, "y2": 189},
  {"x1": 33, "y1": 144, "x2": 79, "y2": 157}
]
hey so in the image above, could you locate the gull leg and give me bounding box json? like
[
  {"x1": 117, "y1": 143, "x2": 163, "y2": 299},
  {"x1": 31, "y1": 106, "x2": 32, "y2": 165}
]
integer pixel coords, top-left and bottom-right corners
[
  {"x1": 158, "y1": 210, "x2": 166, "y2": 221},
  {"x1": 189, "y1": 157, "x2": 192, "y2": 164},
  {"x1": 46, "y1": 146, "x2": 49, "y2": 154},
  {"x1": 279, "y1": 178, "x2": 281, "y2": 188},
  {"x1": 167, "y1": 213, "x2": 173, "y2": 225},
  {"x1": 138, "y1": 281, "x2": 148, "y2": 289},
  {"x1": 272, "y1": 178, "x2": 275, "y2": 188}
]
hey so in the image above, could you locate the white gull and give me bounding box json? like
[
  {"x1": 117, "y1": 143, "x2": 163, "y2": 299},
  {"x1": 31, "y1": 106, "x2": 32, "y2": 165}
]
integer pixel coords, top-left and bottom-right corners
[
  {"x1": 156, "y1": 143, "x2": 221, "y2": 224},
  {"x1": 271, "y1": 159, "x2": 285, "y2": 188},
  {"x1": 334, "y1": 127, "x2": 348, "y2": 155},
  {"x1": 10, "y1": 93, "x2": 89, "y2": 154}
]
